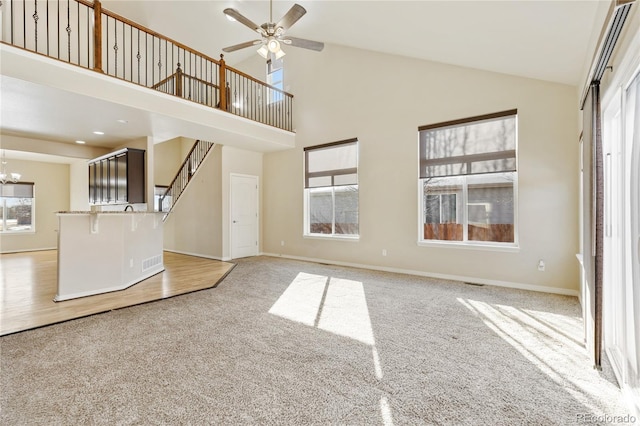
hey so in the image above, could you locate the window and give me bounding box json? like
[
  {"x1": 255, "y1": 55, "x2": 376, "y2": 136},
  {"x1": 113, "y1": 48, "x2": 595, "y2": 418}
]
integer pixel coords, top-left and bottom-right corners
[
  {"x1": 304, "y1": 139, "x2": 359, "y2": 237},
  {"x1": 267, "y1": 57, "x2": 284, "y2": 104},
  {"x1": 419, "y1": 110, "x2": 517, "y2": 245},
  {"x1": 0, "y1": 183, "x2": 35, "y2": 233}
]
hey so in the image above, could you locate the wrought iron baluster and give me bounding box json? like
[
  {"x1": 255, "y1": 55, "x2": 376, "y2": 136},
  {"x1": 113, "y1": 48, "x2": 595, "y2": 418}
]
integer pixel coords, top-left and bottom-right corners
[
  {"x1": 113, "y1": 18, "x2": 118, "y2": 76},
  {"x1": 46, "y1": 0, "x2": 50, "y2": 56},
  {"x1": 157, "y1": 37, "x2": 162, "y2": 83},
  {"x1": 130, "y1": 25, "x2": 133, "y2": 81},
  {"x1": 76, "y1": 0, "x2": 79, "y2": 63},
  {"x1": 137, "y1": 30, "x2": 141, "y2": 84},
  {"x1": 56, "y1": 0, "x2": 59, "y2": 58},
  {"x1": 86, "y1": 4, "x2": 90, "y2": 67},
  {"x1": 66, "y1": 0, "x2": 71, "y2": 62},
  {"x1": 33, "y1": 0, "x2": 39, "y2": 52}
]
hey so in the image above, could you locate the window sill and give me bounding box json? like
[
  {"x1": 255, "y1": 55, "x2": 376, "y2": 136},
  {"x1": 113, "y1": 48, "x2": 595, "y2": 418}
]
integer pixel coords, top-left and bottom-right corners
[
  {"x1": 417, "y1": 240, "x2": 520, "y2": 253},
  {"x1": 0, "y1": 230, "x2": 36, "y2": 235},
  {"x1": 304, "y1": 234, "x2": 360, "y2": 242}
]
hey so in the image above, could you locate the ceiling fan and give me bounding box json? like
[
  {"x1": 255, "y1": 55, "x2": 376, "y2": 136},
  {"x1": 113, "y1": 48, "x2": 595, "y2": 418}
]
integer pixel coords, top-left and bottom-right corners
[{"x1": 222, "y1": 1, "x2": 324, "y2": 59}]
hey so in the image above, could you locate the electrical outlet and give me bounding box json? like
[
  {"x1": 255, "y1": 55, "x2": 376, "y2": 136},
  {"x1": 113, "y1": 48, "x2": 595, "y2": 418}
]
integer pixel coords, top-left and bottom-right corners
[
  {"x1": 281, "y1": 240, "x2": 285, "y2": 246},
  {"x1": 382, "y1": 249, "x2": 387, "y2": 256},
  {"x1": 537, "y1": 260, "x2": 545, "y2": 272}
]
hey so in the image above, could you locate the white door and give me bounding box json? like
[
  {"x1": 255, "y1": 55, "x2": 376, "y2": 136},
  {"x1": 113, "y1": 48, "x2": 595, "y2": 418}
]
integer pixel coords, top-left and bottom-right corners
[
  {"x1": 230, "y1": 174, "x2": 258, "y2": 259},
  {"x1": 602, "y1": 93, "x2": 626, "y2": 378}
]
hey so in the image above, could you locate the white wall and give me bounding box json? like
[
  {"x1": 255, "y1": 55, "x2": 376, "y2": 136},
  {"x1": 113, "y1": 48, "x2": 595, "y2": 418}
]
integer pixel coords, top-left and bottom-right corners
[
  {"x1": 243, "y1": 43, "x2": 580, "y2": 294},
  {"x1": 0, "y1": 158, "x2": 69, "y2": 253}
]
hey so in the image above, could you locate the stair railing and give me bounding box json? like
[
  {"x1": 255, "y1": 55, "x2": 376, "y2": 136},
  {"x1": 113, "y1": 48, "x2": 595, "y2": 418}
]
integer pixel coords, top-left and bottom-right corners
[
  {"x1": 159, "y1": 140, "x2": 215, "y2": 217},
  {"x1": 0, "y1": 0, "x2": 294, "y2": 131}
]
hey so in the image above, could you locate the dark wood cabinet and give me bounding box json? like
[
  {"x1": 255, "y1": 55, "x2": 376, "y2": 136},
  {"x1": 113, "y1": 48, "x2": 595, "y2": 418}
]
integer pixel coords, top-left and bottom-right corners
[{"x1": 88, "y1": 148, "x2": 145, "y2": 205}]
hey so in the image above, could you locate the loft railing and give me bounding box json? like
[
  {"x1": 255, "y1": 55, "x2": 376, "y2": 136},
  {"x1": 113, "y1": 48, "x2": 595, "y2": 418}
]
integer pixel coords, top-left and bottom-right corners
[
  {"x1": 159, "y1": 140, "x2": 215, "y2": 217},
  {"x1": 0, "y1": 0, "x2": 294, "y2": 131}
]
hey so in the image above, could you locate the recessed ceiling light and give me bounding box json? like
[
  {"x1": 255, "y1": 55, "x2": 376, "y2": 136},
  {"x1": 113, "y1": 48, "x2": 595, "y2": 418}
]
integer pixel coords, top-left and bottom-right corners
[
  {"x1": 75, "y1": 140, "x2": 86, "y2": 144},
  {"x1": 117, "y1": 119, "x2": 128, "y2": 124},
  {"x1": 93, "y1": 131, "x2": 105, "y2": 135}
]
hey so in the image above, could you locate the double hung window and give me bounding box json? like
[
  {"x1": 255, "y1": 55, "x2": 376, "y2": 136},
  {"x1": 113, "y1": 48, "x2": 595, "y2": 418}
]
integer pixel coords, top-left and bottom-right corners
[
  {"x1": 304, "y1": 139, "x2": 359, "y2": 237},
  {"x1": 419, "y1": 110, "x2": 517, "y2": 245},
  {"x1": 0, "y1": 183, "x2": 35, "y2": 233}
]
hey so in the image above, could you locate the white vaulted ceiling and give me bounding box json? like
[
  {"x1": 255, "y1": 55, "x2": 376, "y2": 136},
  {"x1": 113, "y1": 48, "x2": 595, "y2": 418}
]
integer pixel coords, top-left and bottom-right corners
[
  {"x1": 103, "y1": 0, "x2": 606, "y2": 86},
  {"x1": 1, "y1": 0, "x2": 611, "y2": 158}
]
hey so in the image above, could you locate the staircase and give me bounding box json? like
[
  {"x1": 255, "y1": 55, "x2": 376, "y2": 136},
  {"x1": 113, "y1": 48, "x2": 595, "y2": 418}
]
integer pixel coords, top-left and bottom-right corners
[{"x1": 159, "y1": 140, "x2": 215, "y2": 218}]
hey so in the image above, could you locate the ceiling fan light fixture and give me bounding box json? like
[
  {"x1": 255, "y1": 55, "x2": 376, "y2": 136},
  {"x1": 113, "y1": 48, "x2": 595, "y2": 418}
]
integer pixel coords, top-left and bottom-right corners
[
  {"x1": 275, "y1": 49, "x2": 286, "y2": 60},
  {"x1": 257, "y1": 45, "x2": 269, "y2": 59},
  {"x1": 267, "y1": 38, "x2": 281, "y2": 53}
]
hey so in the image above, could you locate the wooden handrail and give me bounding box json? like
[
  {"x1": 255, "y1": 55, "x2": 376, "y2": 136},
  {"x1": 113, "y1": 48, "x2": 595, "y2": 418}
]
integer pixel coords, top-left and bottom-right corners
[
  {"x1": 100, "y1": 8, "x2": 223, "y2": 67},
  {"x1": 225, "y1": 63, "x2": 294, "y2": 97},
  {"x1": 98, "y1": 4, "x2": 292, "y2": 97},
  {"x1": 150, "y1": 73, "x2": 176, "y2": 90},
  {"x1": 2, "y1": 0, "x2": 295, "y2": 131},
  {"x1": 183, "y1": 74, "x2": 220, "y2": 90},
  {"x1": 151, "y1": 70, "x2": 220, "y2": 91},
  {"x1": 163, "y1": 140, "x2": 209, "y2": 197},
  {"x1": 76, "y1": 0, "x2": 95, "y2": 8},
  {"x1": 159, "y1": 140, "x2": 215, "y2": 214}
]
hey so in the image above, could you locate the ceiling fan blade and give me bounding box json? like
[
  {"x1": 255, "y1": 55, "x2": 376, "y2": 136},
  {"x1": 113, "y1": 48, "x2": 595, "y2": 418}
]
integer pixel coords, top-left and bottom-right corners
[
  {"x1": 222, "y1": 40, "x2": 263, "y2": 53},
  {"x1": 223, "y1": 8, "x2": 266, "y2": 36},
  {"x1": 276, "y1": 4, "x2": 307, "y2": 31},
  {"x1": 281, "y1": 36, "x2": 324, "y2": 52}
]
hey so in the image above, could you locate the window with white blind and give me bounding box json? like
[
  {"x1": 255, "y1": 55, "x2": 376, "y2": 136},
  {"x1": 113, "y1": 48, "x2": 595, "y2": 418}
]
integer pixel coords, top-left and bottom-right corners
[
  {"x1": 419, "y1": 110, "x2": 517, "y2": 245},
  {"x1": 304, "y1": 139, "x2": 359, "y2": 238},
  {"x1": 0, "y1": 183, "x2": 35, "y2": 233}
]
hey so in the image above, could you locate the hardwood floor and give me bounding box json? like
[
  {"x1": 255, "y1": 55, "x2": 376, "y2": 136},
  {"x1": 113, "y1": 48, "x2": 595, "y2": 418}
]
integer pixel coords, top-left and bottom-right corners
[{"x1": 0, "y1": 250, "x2": 235, "y2": 336}]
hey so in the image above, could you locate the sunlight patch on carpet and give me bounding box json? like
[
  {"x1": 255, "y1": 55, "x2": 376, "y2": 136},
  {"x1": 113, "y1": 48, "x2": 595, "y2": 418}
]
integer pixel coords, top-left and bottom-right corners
[
  {"x1": 269, "y1": 273, "x2": 375, "y2": 345},
  {"x1": 268, "y1": 272, "x2": 327, "y2": 326},
  {"x1": 458, "y1": 297, "x2": 628, "y2": 417}
]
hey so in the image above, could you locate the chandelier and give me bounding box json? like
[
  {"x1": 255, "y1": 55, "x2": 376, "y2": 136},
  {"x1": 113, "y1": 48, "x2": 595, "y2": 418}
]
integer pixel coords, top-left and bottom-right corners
[{"x1": 0, "y1": 150, "x2": 21, "y2": 184}]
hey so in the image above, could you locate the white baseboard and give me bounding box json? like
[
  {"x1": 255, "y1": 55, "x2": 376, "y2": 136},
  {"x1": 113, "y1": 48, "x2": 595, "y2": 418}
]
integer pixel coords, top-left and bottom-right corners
[
  {"x1": 0, "y1": 247, "x2": 57, "y2": 254},
  {"x1": 163, "y1": 248, "x2": 231, "y2": 262},
  {"x1": 54, "y1": 266, "x2": 165, "y2": 301},
  {"x1": 261, "y1": 252, "x2": 579, "y2": 297}
]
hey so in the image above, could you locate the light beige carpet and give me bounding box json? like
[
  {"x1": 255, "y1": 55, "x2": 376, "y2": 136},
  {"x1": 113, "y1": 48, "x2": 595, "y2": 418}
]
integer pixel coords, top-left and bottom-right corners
[{"x1": 0, "y1": 256, "x2": 633, "y2": 425}]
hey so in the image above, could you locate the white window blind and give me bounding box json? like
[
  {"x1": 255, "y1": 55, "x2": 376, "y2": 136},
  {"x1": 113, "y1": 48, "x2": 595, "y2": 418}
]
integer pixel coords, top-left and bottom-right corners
[
  {"x1": 304, "y1": 139, "x2": 358, "y2": 188},
  {"x1": 419, "y1": 110, "x2": 517, "y2": 178}
]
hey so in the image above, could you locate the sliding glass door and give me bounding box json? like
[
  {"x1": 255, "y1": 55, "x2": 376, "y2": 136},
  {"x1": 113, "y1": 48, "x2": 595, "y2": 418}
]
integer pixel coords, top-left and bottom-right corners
[{"x1": 602, "y1": 69, "x2": 640, "y2": 415}]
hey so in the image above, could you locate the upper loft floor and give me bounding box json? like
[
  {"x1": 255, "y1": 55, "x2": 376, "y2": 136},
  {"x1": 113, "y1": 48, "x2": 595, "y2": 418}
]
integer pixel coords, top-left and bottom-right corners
[{"x1": 0, "y1": 0, "x2": 295, "y2": 153}]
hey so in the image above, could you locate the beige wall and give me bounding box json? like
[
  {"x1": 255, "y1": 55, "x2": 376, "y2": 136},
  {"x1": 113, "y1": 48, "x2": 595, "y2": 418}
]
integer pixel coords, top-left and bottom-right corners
[
  {"x1": 69, "y1": 159, "x2": 89, "y2": 211},
  {"x1": 154, "y1": 137, "x2": 184, "y2": 187},
  {"x1": 162, "y1": 144, "x2": 262, "y2": 261},
  {"x1": 163, "y1": 144, "x2": 223, "y2": 259},
  {"x1": 243, "y1": 43, "x2": 580, "y2": 294},
  {"x1": 0, "y1": 159, "x2": 69, "y2": 253}
]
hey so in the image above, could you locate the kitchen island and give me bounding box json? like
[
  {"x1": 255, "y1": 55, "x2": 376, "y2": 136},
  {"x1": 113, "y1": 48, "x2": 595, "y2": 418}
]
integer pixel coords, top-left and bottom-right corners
[{"x1": 55, "y1": 211, "x2": 165, "y2": 301}]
